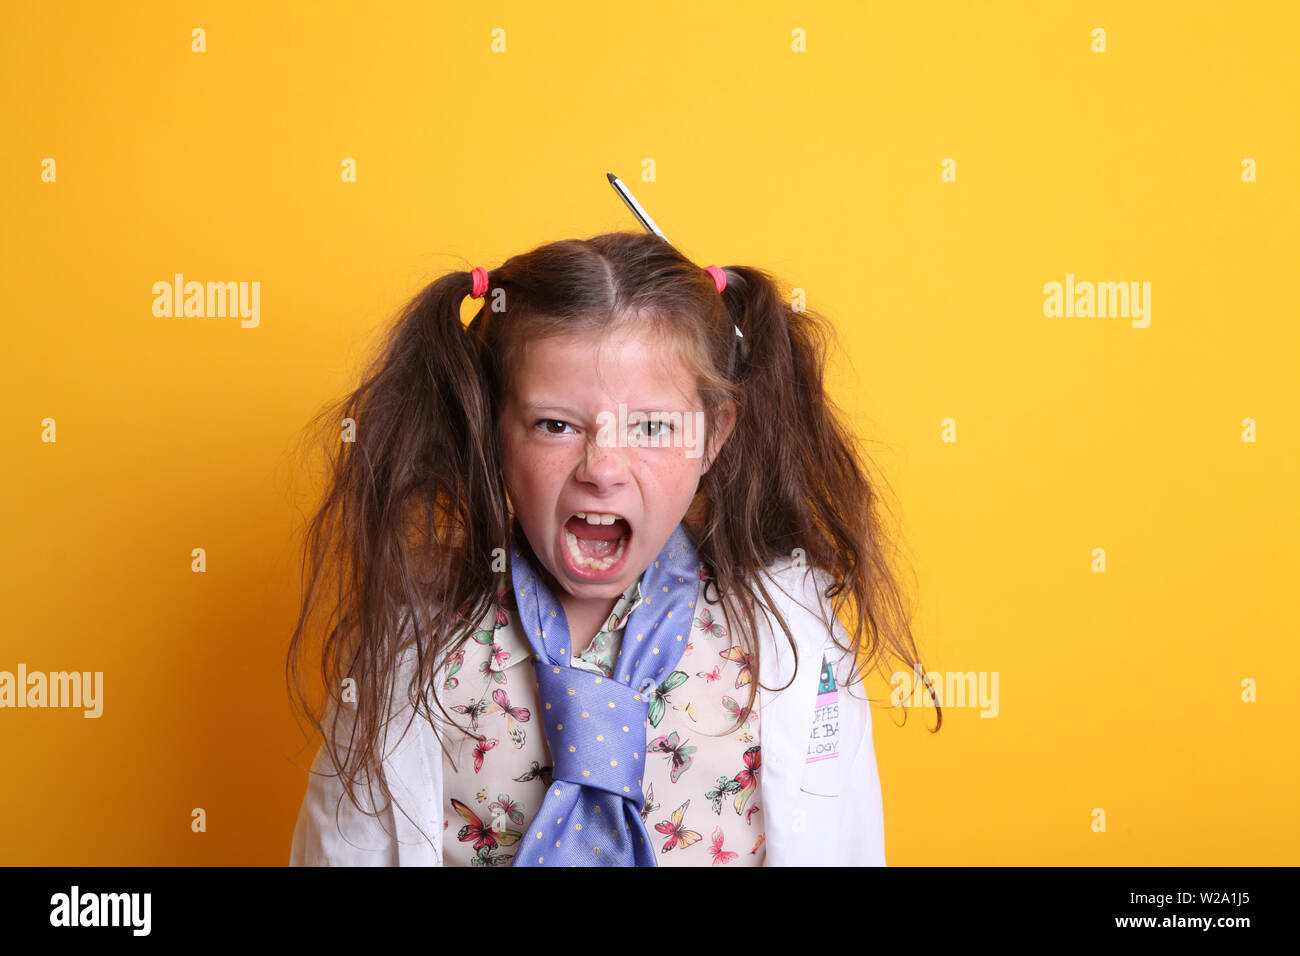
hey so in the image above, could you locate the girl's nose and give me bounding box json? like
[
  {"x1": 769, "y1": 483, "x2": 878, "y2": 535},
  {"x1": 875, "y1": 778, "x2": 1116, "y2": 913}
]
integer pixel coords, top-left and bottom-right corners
[{"x1": 575, "y1": 436, "x2": 629, "y2": 485}]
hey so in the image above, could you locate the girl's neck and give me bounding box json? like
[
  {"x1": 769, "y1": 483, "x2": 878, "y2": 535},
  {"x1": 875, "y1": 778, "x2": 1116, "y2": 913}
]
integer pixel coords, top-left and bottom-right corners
[
  {"x1": 535, "y1": 566, "x2": 619, "y2": 658},
  {"x1": 558, "y1": 593, "x2": 619, "y2": 658}
]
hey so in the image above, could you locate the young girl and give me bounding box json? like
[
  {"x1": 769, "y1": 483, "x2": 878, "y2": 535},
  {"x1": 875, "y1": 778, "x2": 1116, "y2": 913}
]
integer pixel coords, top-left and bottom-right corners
[{"x1": 286, "y1": 230, "x2": 939, "y2": 867}]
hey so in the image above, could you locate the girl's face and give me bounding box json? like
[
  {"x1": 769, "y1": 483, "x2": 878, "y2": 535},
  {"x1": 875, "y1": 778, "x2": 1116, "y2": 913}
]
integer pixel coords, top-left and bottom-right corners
[{"x1": 498, "y1": 325, "x2": 733, "y2": 610}]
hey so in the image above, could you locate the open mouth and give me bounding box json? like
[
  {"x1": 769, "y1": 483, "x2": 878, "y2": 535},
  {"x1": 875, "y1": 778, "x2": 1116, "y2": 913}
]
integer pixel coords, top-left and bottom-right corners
[{"x1": 562, "y1": 511, "x2": 632, "y2": 574}]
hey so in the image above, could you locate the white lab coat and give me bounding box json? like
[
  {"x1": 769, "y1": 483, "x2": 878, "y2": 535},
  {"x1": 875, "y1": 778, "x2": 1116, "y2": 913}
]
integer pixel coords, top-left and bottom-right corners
[{"x1": 289, "y1": 560, "x2": 887, "y2": 866}]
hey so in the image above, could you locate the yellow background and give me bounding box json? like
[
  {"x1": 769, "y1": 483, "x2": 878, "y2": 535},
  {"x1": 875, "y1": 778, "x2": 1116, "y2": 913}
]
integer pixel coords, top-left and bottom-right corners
[{"x1": 2, "y1": 0, "x2": 1296, "y2": 865}]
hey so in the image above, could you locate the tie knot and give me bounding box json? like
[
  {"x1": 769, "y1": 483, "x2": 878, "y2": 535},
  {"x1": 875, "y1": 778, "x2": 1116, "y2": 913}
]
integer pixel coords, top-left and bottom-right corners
[{"x1": 534, "y1": 662, "x2": 649, "y2": 808}]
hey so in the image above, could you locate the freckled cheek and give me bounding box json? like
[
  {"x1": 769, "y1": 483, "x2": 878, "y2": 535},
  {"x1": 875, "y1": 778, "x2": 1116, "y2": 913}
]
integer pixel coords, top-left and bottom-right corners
[
  {"x1": 503, "y1": 443, "x2": 577, "y2": 504},
  {"x1": 632, "y1": 453, "x2": 703, "y2": 501}
]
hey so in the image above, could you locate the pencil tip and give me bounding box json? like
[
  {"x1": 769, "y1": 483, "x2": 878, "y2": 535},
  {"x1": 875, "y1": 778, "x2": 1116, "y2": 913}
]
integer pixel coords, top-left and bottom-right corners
[{"x1": 606, "y1": 172, "x2": 618, "y2": 184}]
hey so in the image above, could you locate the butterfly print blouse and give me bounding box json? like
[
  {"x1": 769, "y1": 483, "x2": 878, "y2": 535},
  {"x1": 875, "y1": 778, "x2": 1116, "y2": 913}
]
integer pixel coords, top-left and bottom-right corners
[{"x1": 440, "y1": 566, "x2": 767, "y2": 866}]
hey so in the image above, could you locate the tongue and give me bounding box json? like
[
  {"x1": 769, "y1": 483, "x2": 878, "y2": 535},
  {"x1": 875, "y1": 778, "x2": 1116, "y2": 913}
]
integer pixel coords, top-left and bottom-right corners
[
  {"x1": 565, "y1": 516, "x2": 629, "y2": 541},
  {"x1": 565, "y1": 516, "x2": 629, "y2": 559}
]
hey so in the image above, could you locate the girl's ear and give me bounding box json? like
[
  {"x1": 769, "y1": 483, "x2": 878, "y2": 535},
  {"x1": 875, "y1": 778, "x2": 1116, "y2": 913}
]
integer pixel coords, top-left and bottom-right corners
[{"x1": 701, "y1": 399, "x2": 737, "y2": 475}]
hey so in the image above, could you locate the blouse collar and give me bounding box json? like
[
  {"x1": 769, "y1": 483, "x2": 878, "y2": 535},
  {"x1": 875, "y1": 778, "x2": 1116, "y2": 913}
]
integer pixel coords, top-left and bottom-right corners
[{"x1": 484, "y1": 571, "x2": 645, "y2": 675}]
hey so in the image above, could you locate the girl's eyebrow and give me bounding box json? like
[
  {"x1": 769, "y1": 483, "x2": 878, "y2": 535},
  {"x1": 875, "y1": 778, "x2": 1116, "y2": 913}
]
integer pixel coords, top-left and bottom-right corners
[
  {"x1": 522, "y1": 400, "x2": 690, "y2": 415},
  {"x1": 522, "y1": 401, "x2": 583, "y2": 416}
]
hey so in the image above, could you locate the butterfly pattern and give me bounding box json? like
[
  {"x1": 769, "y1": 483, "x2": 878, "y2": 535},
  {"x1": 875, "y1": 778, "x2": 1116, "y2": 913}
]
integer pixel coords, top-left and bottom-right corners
[
  {"x1": 648, "y1": 730, "x2": 697, "y2": 783},
  {"x1": 442, "y1": 648, "x2": 464, "y2": 691},
  {"x1": 441, "y1": 563, "x2": 768, "y2": 866},
  {"x1": 708, "y1": 825, "x2": 738, "y2": 866},
  {"x1": 654, "y1": 799, "x2": 703, "y2": 852},
  {"x1": 449, "y1": 797, "x2": 522, "y2": 856},
  {"x1": 487, "y1": 688, "x2": 531, "y2": 749}
]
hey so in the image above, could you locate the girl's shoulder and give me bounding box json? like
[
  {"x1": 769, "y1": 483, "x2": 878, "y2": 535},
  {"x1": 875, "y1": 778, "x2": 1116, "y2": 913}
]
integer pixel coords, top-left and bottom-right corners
[
  {"x1": 751, "y1": 555, "x2": 863, "y2": 691},
  {"x1": 753, "y1": 554, "x2": 839, "y2": 627}
]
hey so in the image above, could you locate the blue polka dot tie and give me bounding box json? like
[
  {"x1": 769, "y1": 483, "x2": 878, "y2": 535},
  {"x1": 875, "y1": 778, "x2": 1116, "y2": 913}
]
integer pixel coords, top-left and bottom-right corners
[{"x1": 508, "y1": 521, "x2": 702, "y2": 867}]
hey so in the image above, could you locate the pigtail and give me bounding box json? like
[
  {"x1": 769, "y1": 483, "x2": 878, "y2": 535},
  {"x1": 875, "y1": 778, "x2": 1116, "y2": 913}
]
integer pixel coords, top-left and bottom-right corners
[
  {"x1": 699, "y1": 265, "x2": 940, "y2": 728},
  {"x1": 286, "y1": 269, "x2": 510, "y2": 844}
]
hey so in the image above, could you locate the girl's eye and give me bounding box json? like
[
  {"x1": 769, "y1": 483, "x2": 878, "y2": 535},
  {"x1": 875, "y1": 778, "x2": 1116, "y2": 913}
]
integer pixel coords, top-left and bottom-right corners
[
  {"x1": 535, "y1": 419, "x2": 572, "y2": 435},
  {"x1": 638, "y1": 419, "x2": 675, "y2": 438}
]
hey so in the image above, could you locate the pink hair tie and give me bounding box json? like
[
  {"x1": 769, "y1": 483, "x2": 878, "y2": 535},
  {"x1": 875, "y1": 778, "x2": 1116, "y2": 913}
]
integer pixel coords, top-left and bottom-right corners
[
  {"x1": 470, "y1": 266, "x2": 490, "y2": 298},
  {"x1": 703, "y1": 264, "x2": 726, "y2": 293}
]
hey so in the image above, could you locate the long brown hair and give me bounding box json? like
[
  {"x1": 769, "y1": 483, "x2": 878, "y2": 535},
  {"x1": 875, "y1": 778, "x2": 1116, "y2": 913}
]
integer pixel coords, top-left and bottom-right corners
[{"x1": 286, "y1": 231, "x2": 939, "y2": 844}]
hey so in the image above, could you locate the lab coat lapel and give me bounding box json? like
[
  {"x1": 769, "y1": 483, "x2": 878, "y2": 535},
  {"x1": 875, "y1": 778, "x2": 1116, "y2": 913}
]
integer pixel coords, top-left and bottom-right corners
[
  {"x1": 389, "y1": 722, "x2": 441, "y2": 866},
  {"x1": 756, "y1": 566, "x2": 826, "y2": 866},
  {"x1": 385, "y1": 620, "x2": 463, "y2": 867}
]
